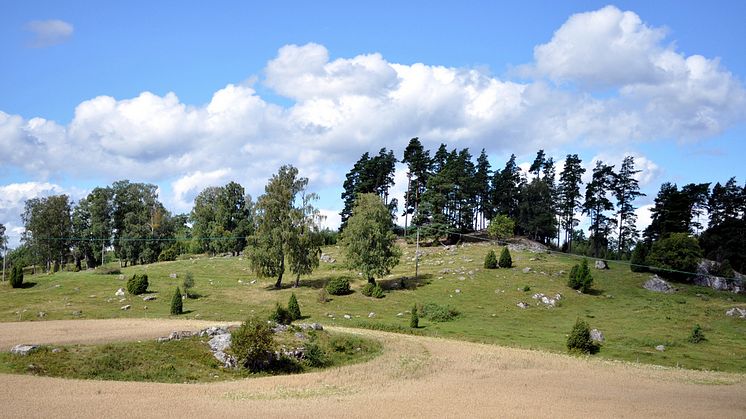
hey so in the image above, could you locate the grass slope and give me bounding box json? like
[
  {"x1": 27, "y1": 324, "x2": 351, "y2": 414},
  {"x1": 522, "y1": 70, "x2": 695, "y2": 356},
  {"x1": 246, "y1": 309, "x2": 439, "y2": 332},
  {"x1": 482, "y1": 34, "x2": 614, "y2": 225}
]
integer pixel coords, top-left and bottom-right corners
[{"x1": 1, "y1": 241, "x2": 745, "y2": 372}]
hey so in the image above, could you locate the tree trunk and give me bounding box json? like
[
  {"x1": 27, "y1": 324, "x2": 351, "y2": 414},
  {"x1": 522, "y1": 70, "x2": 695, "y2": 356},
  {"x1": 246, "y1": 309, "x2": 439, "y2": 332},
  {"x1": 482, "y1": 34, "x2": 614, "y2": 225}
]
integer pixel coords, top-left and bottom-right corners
[
  {"x1": 294, "y1": 273, "x2": 300, "y2": 288},
  {"x1": 368, "y1": 277, "x2": 376, "y2": 285},
  {"x1": 275, "y1": 257, "x2": 284, "y2": 289}
]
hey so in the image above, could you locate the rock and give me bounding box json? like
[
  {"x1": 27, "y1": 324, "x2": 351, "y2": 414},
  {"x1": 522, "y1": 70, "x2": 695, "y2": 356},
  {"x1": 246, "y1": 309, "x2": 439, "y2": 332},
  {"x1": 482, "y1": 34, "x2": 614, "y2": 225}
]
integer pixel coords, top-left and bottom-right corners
[
  {"x1": 455, "y1": 289, "x2": 461, "y2": 294},
  {"x1": 37, "y1": 311, "x2": 46, "y2": 318},
  {"x1": 397, "y1": 312, "x2": 404, "y2": 317},
  {"x1": 725, "y1": 307, "x2": 746, "y2": 318},
  {"x1": 693, "y1": 259, "x2": 745, "y2": 293},
  {"x1": 594, "y1": 260, "x2": 608, "y2": 270},
  {"x1": 208, "y1": 333, "x2": 231, "y2": 352},
  {"x1": 516, "y1": 302, "x2": 529, "y2": 309},
  {"x1": 294, "y1": 332, "x2": 307, "y2": 340},
  {"x1": 250, "y1": 279, "x2": 257, "y2": 284},
  {"x1": 343, "y1": 314, "x2": 352, "y2": 320},
  {"x1": 115, "y1": 288, "x2": 125, "y2": 297},
  {"x1": 590, "y1": 329, "x2": 605, "y2": 343},
  {"x1": 199, "y1": 326, "x2": 229, "y2": 337},
  {"x1": 169, "y1": 273, "x2": 178, "y2": 279},
  {"x1": 272, "y1": 324, "x2": 289, "y2": 333},
  {"x1": 368, "y1": 312, "x2": 376, "y2": 318},
  {"x1": 120, "y1": 305, "x2": 131, "y2": 310},
  {"x1": 142, "y1": 295, "x2": 157, "y2": 301},
  {"x1": 168, "y1": 331, "x2": 193, "y2": 340},
  {"x1": 320, "y1": 253, "x2": 336, "y2": 263},
  {"x1": 643, "y1": 275, "x2": 676, "y2": 293},
  {"x1": 532, "y1": 293, "x2": 543, "y2": 300},
  {"x1": 522, "y1": 267, "x2": 532, "y2": 274},
  {"x1": 51, "y1": 348, "x2": 62, "y2": 353},
  {"x1": 117, "y1": 274, "x2": 125, "y2": 280},
  {"x1": 71, "y1": 310, "x2": 82, "y2": 317},
  {"x1": 655, "y1": 345, "x2": 665, "y2": 352},
  {"x1": 10, "y1": 344, "x2": 39, "y2": 356}
]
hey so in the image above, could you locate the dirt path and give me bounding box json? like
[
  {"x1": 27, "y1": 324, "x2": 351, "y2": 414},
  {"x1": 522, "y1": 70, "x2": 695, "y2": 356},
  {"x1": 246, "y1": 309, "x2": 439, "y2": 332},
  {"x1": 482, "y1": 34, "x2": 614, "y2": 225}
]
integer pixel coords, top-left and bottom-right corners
[{"x1": 1, "y1": 319, "x2": 744, "y2": 418}]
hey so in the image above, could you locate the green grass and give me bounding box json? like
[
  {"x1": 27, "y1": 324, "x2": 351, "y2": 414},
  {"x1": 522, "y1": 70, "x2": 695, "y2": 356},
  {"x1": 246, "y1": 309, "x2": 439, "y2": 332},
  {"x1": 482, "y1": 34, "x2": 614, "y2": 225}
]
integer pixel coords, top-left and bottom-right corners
[
  {"x1": 2, "y1": 242, "x2": 746, "y2": 373},
  {"x1": 0, "y1": 330, "x2": 381, "y2": 383}
]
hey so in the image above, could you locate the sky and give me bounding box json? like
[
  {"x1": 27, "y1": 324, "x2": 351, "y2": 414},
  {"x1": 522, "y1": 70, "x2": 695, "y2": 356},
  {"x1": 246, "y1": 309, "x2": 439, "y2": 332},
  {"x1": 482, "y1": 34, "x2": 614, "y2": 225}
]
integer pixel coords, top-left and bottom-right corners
[{"x1": 1, "y1": 1, "x2": 745, "y2": 247}]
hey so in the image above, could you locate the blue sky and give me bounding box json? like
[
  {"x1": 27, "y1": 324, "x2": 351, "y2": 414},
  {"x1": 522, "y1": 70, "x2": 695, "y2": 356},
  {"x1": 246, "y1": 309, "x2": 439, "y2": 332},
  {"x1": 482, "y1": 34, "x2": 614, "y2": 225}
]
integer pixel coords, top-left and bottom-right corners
[{"x1": 1, "y1": 1, "x2": 745, "y2": 244}]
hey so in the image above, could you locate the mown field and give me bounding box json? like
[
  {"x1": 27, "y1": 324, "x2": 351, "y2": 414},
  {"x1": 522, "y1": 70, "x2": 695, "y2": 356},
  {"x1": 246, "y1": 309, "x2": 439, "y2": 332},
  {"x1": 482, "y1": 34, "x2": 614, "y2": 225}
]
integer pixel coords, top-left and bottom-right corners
[{"x1": 2, "y1": 240, "x2": 745, "y2": 373}]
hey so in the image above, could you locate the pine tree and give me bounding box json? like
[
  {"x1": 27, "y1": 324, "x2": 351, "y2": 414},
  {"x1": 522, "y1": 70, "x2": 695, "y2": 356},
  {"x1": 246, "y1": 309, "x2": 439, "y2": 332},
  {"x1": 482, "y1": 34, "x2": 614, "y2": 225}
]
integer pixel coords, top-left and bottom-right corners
[
  {"x1": 558, "y1": 154, "x2": 585, "y2": 252},
  {"x1": 498, "y1": 247, "x2": 512, "y2": 268},
  {"x1": 474, "y1": 149, "x2": 492, "y2": 229},
  {"x1": 402, "y1": 137, "x2": 432, "y2": 222},
  {"x1": 613, "y1": 156, "x2": 645, "y2": 258},
  {"x1": 491, "y1": 154, "x2": 522, "y2": 220},
  {"x1": 340, "y1": 149, "x2": 398, "y2": 229},
  {"x1": 410, "y1": 304, "x2": 419, "y2": 328},
  {"x1": 583, "y1": 161, "x2": 616, "y2": 257},
  {"x1": 170, "y1": 286, "x2": 183, "y2": 315},
  {"x1": 484, "y1": 250, "x2": 497, "y2": 269},
  {"x1": 288, "y1": 293, "x2": 301, "y2": 321}
]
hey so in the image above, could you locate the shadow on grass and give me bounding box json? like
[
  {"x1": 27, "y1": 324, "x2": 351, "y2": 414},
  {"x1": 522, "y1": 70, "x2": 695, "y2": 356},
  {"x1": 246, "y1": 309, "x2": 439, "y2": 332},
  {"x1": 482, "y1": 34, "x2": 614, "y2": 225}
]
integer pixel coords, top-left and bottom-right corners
[
  {"x1": 16, "y1": 282, "x2": 37, "y2": 289},
  {"x1": 378, "y1": 274, "x2": 433, "y2": 291},
  {"x1": 185, "y1": 292, "x2": 207, "y2": 299},
  {"x1": 586, "y1": 288, "x2": 606, "y2": 296}
]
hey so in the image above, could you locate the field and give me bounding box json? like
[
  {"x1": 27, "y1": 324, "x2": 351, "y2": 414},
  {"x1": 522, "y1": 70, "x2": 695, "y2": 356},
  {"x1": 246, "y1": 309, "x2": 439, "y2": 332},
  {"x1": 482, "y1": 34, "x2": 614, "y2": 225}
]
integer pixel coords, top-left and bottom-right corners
[{"x1": 2, "y1": 240, "x2": 745, "y2": 373}]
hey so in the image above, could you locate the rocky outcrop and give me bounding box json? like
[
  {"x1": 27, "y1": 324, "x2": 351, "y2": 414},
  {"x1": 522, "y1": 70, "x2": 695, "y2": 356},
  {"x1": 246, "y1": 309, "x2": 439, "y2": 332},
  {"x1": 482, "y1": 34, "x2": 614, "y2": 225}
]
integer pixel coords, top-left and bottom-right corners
[
  {"x1": 692, "y1": 260, "x2": 744, "y2": 294},
  {"x1": 10, "y1": 344, "x2": 39, "y2": 355},
  {"x1": 725, "y1": 307, "x2": 746, "y2": 319},
  {"x1": 643, "y1": 275, "x2": 676, "y2": 293}
]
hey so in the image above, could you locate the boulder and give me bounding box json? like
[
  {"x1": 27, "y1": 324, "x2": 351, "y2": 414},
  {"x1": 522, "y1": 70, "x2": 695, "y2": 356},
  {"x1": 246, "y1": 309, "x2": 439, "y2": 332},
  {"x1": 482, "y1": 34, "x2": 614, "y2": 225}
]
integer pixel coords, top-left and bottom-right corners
[
  {"x1": 368, "y1": 312, "x2": 376, "y2": 318},
  {"x1": 516, "y1": 302, "x2": 529, "y2": 309},
  {"x1": 115, "y1": 288, "x2": 125, "y2": 297},
  {"x1": 343, "y1": 314, "x2": 352, "y2": 319},
  {"x1": 120, "y1": 305, "x2": 131, "y2": 310},
  {"x1": 725, "y1": 307, "x2": 746, "y2": 319},
  {"x1": 594, "y1": 260, "x2": 609, "y2": 270},
  {"x1": 169, "y1": 273, "x2": 178, "y2": 279},
  {"x1": 11, "y1": 344, "x2": 39, "y2": 355},
  {"x1": 692, "y1": 260, "x2": 745, "y2": 293},
  {"x1": 522, "y1": 267, "x2": 532, "y2": 274},
  {"x1": 142, "y1": 295, "x2": 157, "y2": 301},
  {"x1": 208, "y1": 333, "x2": 231, "y2": 352},
  {"x1": 320, "y1": 253, "x2": 336, "y2": 263},
  {"x1": 655, "y1": 345, "x2": 665, "y2": 352},
  {"x1": 590, "y1": 329, "x2": 605, "y2": 343},
  {"x1": 643, "y1": 275, "x2": 675, "y2": 293}
]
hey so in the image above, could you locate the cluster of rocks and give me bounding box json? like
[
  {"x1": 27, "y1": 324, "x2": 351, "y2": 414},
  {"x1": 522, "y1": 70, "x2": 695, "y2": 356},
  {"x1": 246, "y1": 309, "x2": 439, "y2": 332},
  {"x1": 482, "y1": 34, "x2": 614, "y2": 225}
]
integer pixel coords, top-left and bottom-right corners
[
  {"x1": 507, "y1": 238, "x2": 548, "y2": 253},
  {"x1": 725, "y1": 307, "x2": 746, "y2": 319},
  {"x1": 531, "y1": 292, "x2": 562, "y2": 307},
  {"x1": 692, "y1": 260, "x2": 744, "y2": 293},
  {"x1": 320, "y1": 253, "x2": 336, "y2": 263},
  {"x1": 643, "y1": 275, "x2": 676, "y2": 293}
]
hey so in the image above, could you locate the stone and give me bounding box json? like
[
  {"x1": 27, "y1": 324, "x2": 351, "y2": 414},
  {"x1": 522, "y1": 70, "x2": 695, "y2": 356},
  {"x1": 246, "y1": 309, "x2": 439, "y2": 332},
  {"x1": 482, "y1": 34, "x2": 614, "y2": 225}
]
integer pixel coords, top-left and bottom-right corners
[
  {"x1": 397, "y1": 312, "x2": 404, "y2": 317},
  {"x1": 655, "y1": 345, "x2": 665, "y2": 352},
  {"x1": 51, "y1": 348, "x2": 62, "y2": 353},
  {"x1": 208, "y1": 333, "x2": 231, "y2": 352},
  {"x1": 343, "y1": 314, "x2": 352, "y2": 320},
  {"x1": 455, "y1": 289, "x2": 461, "y2": 294},
  {"x1": 320, "y1": 253, "x2": 336, "y2": 263},
  {"x1": 725, "y1": 307, "x2": 746, "y2": 318},
  {"x1": 272, "y1": 324, "x2": 289, "y2": 333},
  {"x1": 71, "y1": 310, "x2": 82, "y2": 317},
  {"x1": 294, "y1": 332, "x2": 307, "y2": 340},
  {"x1": 115, "y1": 288, "x2": 125, "y2": 297},
  {"x1": 117, "y1": 274, "x2": 125, "y2": 280},
  {"x1": 250, "y1": 279, "x2": 257, "y2": 284},
  {"x1": 643, "y1": 275, "x2": 676, "y2": 293},
  {"x1": 594, "y1": 260, "x2": 608, "y2": 270},
  {"x1": 522, "y1": 267, "x2": 531, "y2": 274},
  {"x1": 169, "y1": 331, "x2": 193, "y2": 340},
  {"x1": 121, "y1": 305, "x2": 131, "y2": 310},
  {"x1": 142, "y1": 295, "x2": 156, "y2": 301},
  {"x1": 516, "y1": 302, "x2": 529, "y2": 309},
  {"x1": 37, "y1": 311, "x2": 46, "y2": 318},
  {"x1": 11, "y1": 344, "x2": 39, "y2": 355},
  {"x1": 590, "y1": 329, "x2": 605, "y2": 343},
  {"x1": 169, "y1": 273, "x2": 178, "y2": 279},
  {"x1": 368, "y1": 312, "x2": 376, "y2": 318}
]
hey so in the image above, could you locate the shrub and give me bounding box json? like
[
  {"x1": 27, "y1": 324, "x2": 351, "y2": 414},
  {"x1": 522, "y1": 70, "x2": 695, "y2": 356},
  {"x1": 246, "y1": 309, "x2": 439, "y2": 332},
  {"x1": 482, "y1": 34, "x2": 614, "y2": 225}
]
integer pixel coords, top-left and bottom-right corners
[
  {"x1": 484, "y1": 250, "x2": 498, "y2": 269},
  {"x1": 409, "y1": 304, "x2": 419, "y2": 328},
  {"x1": 689, "y1": 324, "x2": 706, "y2": 343},
  {"x1": 126, "y1": 274, "x2": 148, "y2": 295},
  {"x1": 567, "y1": 318, "x2": 599, "y2": 354},
  {"x1": 487, "y1": 214, "x2": 515, "y2": 240},
  {"x1": 647, "y1": 233, "x2": 703, "y2": 280},
  {"x1": 630, "y1": 243, "x2": 649, "y2": 272},
  {"x1": 303, "y1": 341, "x2": 327, "y2": 367},
  {"x1": 498, "y1": 247, "x2": 512, "y2": 268},
  {"x1": 568, "y1": 259, "x2": 593, "y2": 293},
  {"x1": 361, "y1": 282, "x2": 375, "y2": 297},
  {"x1": 10, "y1": 265, "x2": 24, "y2": 288},
  {"x1": 231, "y1": 316, "x2": 275, "y2": 372},
  {"x1": 271, "y1": 302, "x2": 293, "y2": 325},
  {"x1": 421, "y1": 303, "x2": 460, "y2": 322},
  {"x1": 371, "y1": 285, "x2": 384, "y2": 298},
  {"x1": 326, "y1": 277, "x2": 351, "y2": 295},
  {"x1": 522, "y1": 285, "x2": 531, "y2": 292},
  {"x1": 318, "y1": 288, "x2": 329, "y2": 303},
  {"x1": 158, "y1": 246, "x2": 177, "y2": 262},
  {"x1": 182, "y1": 271, "x2": 194, "y2": 298},
  {"x1": 170, "y1": 287, "x2": 183, "y2": 315},
  {"x1": 288, "y1": 293, "x2": 301, "y2": 320}
]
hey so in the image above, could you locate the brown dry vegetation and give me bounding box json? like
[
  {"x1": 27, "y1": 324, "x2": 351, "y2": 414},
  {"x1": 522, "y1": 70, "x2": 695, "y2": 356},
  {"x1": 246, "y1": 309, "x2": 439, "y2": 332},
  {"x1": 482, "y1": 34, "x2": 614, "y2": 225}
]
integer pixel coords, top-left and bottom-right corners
[{"x1": 0, "y1": 319, "x2": 744, "y2": 418}]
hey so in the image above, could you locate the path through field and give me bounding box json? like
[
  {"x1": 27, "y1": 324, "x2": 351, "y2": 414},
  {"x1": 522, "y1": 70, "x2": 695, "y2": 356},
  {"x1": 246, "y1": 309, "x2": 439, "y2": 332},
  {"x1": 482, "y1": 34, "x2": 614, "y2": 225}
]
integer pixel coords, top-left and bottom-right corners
[{"x1": 1, "y1": 319, "x2": 744, "y2": 418}]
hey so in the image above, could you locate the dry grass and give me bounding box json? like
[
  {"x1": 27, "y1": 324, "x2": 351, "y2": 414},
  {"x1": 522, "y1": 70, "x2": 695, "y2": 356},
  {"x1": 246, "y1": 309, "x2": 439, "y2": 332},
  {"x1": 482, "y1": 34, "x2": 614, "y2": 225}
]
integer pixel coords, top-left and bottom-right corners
[{"x1": 1, "y1": 319, "x2": 744, "y2": 418}]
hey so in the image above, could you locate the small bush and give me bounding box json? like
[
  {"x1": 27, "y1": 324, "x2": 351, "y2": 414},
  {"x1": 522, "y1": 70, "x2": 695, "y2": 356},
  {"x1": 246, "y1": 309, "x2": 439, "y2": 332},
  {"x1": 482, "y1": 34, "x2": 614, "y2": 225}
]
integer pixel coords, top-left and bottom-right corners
[
  {"x1": 361, "y1": 283, "x2": 375, "y2": 297},
  {"x1": 288, "y1": 293, "x2": 301, "y2": 320},
  {"x1": 484, "y1": 250, "x2": 498, "y2": 269},
  {"x1": 689, "y1": 324, "x2": 706, "y2": 343},
  {"x1": 421, "y1": 303, "x2": 460, "y2": 322},
  {"x1": 303, "y1": 341, "x2": 327, "y2": 367},
  {"x1": 568, "y1": 259, "x2": 593, "y2": 293},
  {"x1": 126, "y1": 274, "x2": 148, "y2": 295},
  {"x1": 182, "y1": 271, "x2": 194, "y2": 298},
  {"x1": 371, "y1": 285, "x2": 384, "y2": 298},
  {"x1": 498, "y1": 247, "x2": 513, "y2": 268},
  {"x1": 10, "y1": 265, "x2": 24, "y2": 288},
  {"x1": 326, "y1": 277, "x2": 351, "y2": 295},
  {"x1": 170, "y1": 287, "x2": 183, "y2": 315},
  {"x1": 272, "y1": 302, "x2": 293, "y2": 325},
  {"x1": 318, "y1": 288, "x2": 329, "y2": 303},
  {"x1": 231, "y1": 316, "x2": 275, "y2": 372},
  {"x1": 158, "y1": 246, "x2": 177, "y2": 262},
  {"x1": 522, "y1": 285, "x2": 531, "y2": 292},
  {"x1": 567, "y1": 318, "x2": 599, "y2": 354},
  {"x1": 409, "y1": 304, "x2": 419, "y2": 328}
]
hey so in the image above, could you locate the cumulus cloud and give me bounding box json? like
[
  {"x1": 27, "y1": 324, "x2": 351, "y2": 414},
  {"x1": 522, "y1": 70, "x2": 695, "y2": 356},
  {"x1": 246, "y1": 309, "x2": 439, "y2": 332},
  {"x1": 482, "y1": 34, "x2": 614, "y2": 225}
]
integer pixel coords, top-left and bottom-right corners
[
  {"x1": 170, "y1": 169, "x2": 233, "y2": 213},
  {"x1": 588, "y1": 152, "x2": 662, "y2": 188},
  {"x1": 0, "y1": 182, "x2": 67, "y2": 247},
  {"x1": 24, "y1": 19, "x2": 74, "y2": 48}
]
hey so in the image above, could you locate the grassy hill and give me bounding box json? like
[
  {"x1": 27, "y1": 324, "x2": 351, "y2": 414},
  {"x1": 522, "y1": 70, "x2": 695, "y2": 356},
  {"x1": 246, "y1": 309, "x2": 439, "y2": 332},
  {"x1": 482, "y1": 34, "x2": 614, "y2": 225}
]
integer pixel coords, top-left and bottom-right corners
[{"x1": 2, "y1": 241, "x2": 745, "y2": 373}]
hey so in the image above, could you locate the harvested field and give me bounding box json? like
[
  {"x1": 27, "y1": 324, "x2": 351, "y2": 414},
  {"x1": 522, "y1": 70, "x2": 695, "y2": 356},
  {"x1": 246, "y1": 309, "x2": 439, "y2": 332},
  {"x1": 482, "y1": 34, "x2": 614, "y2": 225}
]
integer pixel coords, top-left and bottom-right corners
[{"x1": 0, "y1": 319, "x2": 744, "y2": 418}]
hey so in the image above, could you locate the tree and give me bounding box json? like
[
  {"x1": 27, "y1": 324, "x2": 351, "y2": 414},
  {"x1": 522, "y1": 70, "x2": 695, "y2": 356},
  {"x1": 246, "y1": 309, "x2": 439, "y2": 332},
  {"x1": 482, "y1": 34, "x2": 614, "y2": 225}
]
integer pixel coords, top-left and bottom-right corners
[
  {"x1": 613, "y1": 156, "x2": 645, "y2": 258},
  {"x1": 484, "y1": 250, "x2": 497, "y2": 269},
  {"x1": 170, "y1": 286, "x2": 183, "y2": 315},
  {"x1": 567, "y1": 259, "x2": 593, "y2": 293},
  {"x1": 249, "y1": 165, "x2": 311, "y2": 289},
  {"x1": 410, "y1": 304, "x2": 419, "y2": 328},
  {"x1": 558, "y1": 154, "x2": 585, "y2": 252},
  {"x1": 287, "y1": 191, "x2": 323, "y2": 287},
  {"x1": 340, "y1": 149, "x2": 398, "y2": 229},
  {"x1": 644, "y1": 182, "x2": 709, "y2": 242},
  {"x1": 22, "y1": 195, "x2": 73, "y2": 272},
  {"x1": 487, "y1": 214, "x2": 515, "y2": 241},
  {"x1": 708, "y1": 177, "x2": 743, "y2": 228},
  {"x1": 339, "y1": 193, "x2": 402, "y2": 284},
  {"x1": 583, "y1": 161, "x2": 616, "y2": 257},
  {"x1": 401, "y1": 137, "x2": 432, "y2": 222},
  {"x1": 567, "y1": 318, "x2": 599, "y2": 354},
  {"x1": 288, "y1": 293, "x2": 301, "y2": 321},
  {"x1": 10, "y1": 265, "x2": 24, "y2": 288},
  {"x1": 498, "y1": 247, "x2": 513, "y2": 268},
  {"x1": 474, "y1": 149, "x2": 492, "y2": 229},
  {"x1": 647, "y1": 233, "x2": 703, "y2": 280},
  {"x1": 182, "y1": 271, "x2": 195, "y2": 298},
  {"x1": 231, "y1": 316, "x2": 275, "y2": 372},
  {"x1": 491, "y1": 154, "x2": 522, "y2": 220}
]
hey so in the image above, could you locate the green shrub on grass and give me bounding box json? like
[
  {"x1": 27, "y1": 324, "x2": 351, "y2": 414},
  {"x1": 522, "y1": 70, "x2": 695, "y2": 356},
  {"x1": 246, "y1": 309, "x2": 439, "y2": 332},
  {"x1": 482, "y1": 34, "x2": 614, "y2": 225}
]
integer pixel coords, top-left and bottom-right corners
[
  {"x1": 410, "y1": 304, "x2": 419, "y2": 329},
  {"x1": 421, "y1": 303, "x2": 460, "y2": 322},
  {"x1": 567, "y1": 318, "x2": 599, "y2": 354},
  {"x1": 326, "y1": 277, "x2": 351, "y2": 295},
  {"x1": 371, "y1": 285, "x2": 384, "y2": 298},
  {"x1": 272, "y1": 302, "x2": 293, "y2": 325},
  {"x1": 288, "y1": 293, "x2": 301, "y2": 320},
  {"x1": 498, "y1": 247, "x2": 513, "y2": 268},
  {"x1": 126, "y1": 274, "x2": 148, "y2": 295},
  {"x1": 568, "y1": 259, "x2": 593, "y2": 293},
  {"x1": 361, "y1": 283, "x2": 375, "y2": 297},
  {"x1": 484, "y1": 250, "x2": 498, "y2": 269},
  {"x1": 182, "y1": 271, "x2": 195, "y2": 298},
  {"x1": 170, "y1": 287, "x2": 183, "y2": 315},
  {"x1": 10, "y1": 266, "x2": 24, "y2": 288},
  {"x1": 303, "y1": 341, "x2": 327, "y2": 367},
  {"x1": 231, "y1": 316, "x2": 275, "y2": 372},
  {"x1": 689, "y1": 324, "x2": 706, "y2": 343}
]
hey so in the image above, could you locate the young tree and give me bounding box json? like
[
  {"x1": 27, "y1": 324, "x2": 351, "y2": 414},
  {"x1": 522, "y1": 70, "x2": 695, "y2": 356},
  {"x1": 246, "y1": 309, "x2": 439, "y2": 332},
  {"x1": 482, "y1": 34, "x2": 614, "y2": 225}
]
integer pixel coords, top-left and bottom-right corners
[
  {"x1": 487, "y1": 214, "x2": 515, "y2": 241},
  {"x1": 583, "y1": 161, "x2": 616, "y2": 257},
  {"x1": 558, "y1": 154, "x2": 585, "y2": 252},
  {"x1": 288, "y1": 293, "x2": 301, "y2": 320},
  {"x1": 22, "y1": 195, "x2": 73, "y2": 272},
  {"x1": 287, "y1": 191, "x2": 323, "y2": 287},
  {"x1": 613, "y1": 156, "x2": 645, "y2": 257},
  {"x1": 248, "y1": 165, "x2": 310, "y2": 289},
  {"x1": 498, "y1": 247, "x2": 513, "y2": 268},
  {"x1": 339, "y1": 193, "x2": 402, "y2": 285},
  {"x1": 170, "y1": 286, "x2": 183, "y2": 315},
  {"x1": 182, "y1": 271, "x2": 195, "y2": 298},
  {"x1": 410, "y1": 304, "x2": 419, "y2": 328}
]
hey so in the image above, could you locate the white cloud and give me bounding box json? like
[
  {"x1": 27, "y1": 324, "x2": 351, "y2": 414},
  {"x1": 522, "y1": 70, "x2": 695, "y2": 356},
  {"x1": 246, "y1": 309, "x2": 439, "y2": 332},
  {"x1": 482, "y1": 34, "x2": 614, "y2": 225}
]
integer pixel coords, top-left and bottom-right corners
[
  {"x1": 0, "y1": 182, "x2": 67, "y2": 248},
  {"x1": 635, "y1": 204, "x2": 654, "y2": 233},
  {"x1": 588, "y1": 152, "x2": 662, "y2": 188},
  {"x1": 24, "y1": 19, "x2": 74, "y2": 48},
  {"x1": 317, "y1": 209, "x2": 341, "y2": 231},
  {"x1": 170, "y1": 169, "x2": 233, "y2": 213}
]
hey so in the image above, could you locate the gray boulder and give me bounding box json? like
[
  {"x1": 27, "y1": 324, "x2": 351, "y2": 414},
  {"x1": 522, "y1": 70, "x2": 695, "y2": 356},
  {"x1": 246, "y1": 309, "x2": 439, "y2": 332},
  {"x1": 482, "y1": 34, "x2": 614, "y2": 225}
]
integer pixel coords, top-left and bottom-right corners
[
  {"x1": 643, "y1": 275, "x2": 675, "y2": 293},
  {"x1": 725, "y1": 307, "x2": 746, "y2": 319},
  {"x1": 692, "y1": 260, "x2": 745, "y2": 293},
  {"x1": 516, "y1": 302, "x2": 529, "y2": 309},
  {"x1": 590, "y1": 329, "x2": 605, "y2": 343},
  {"x1": 655, "y1": 345, "x2": 665, "y2": 352},
  {"x1": 594, "y1": 260, "x2": 608, "y2": 270},
  {"x1": 115, "y1": 288, "x2": 125, "y2": 297},
  {"x1": 11, "y1": 344, "x2": 39, "y2": 356}
]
